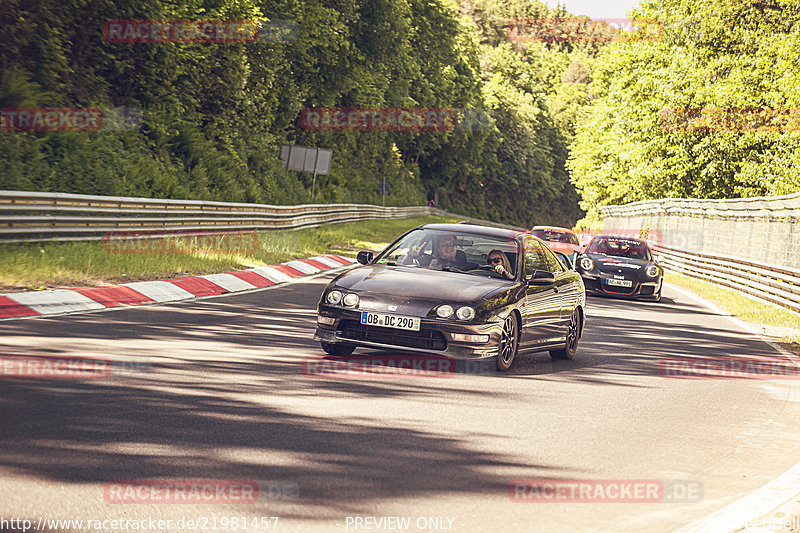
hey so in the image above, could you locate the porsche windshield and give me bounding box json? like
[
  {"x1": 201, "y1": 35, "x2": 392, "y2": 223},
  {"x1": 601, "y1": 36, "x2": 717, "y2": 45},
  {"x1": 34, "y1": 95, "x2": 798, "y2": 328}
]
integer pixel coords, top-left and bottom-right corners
[
  {"x1": 531, "y1": 229, "x2": 578, "y2": 245},
  {"x1": 587, "y1": 237, "x2": 652, "y2": 261},
  {"x1": 376, "y1": 229, "x2": 520, "y2": 277}
]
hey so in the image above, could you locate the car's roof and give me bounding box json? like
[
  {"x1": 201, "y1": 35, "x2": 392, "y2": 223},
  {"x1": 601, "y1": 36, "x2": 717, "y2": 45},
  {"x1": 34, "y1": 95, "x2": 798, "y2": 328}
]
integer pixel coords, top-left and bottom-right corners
[
  {"x1": 531, "y1": 226, "x2": 577, "y2": 234},
  {"x1": 592, "y1": 234, "x2": 648, "y2": 244},
  {"x1": 420, "y1": 223, "x2": 524, "y2": 239}
]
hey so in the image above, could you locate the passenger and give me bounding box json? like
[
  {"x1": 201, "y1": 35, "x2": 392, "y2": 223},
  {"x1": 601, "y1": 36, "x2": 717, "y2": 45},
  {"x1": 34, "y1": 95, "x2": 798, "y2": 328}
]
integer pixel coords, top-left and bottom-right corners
[{"x1": 487, "y1": 249, "x2": 514, "y2": 279}]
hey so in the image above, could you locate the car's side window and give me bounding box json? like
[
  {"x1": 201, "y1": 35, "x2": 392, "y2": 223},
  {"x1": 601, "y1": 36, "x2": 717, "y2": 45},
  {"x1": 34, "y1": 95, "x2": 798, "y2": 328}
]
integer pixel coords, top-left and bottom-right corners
[
  {"x1": 523, "y1": 237, "x2": 549, "y2": 278},
  {"x1": 543, "y1": 248, "x2": 565, "y2": 273}
]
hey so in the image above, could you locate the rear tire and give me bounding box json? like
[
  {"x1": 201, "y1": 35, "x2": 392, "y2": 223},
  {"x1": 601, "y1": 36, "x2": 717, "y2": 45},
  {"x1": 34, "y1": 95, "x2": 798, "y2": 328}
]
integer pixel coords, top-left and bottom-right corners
[
  {"x1": 550, "y1": 309, "x2": 580, "y2": 360},
  {"x1": 321, "y1": 342, "x2": 356, "y2": 356},
  {"x1": 496, "y1": 314, "x2": 520, "y2": 371}
]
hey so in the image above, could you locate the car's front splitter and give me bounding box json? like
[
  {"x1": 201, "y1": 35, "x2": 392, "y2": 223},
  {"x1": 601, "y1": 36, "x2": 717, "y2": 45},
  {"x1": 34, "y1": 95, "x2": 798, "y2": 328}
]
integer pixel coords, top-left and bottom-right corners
[{"x1": 580, "y1": 274, "x2": 661, "y2": 300}]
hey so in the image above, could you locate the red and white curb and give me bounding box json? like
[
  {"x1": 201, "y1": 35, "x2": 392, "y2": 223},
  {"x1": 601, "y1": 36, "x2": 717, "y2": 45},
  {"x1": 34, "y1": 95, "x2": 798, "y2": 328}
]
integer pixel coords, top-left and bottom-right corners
[{"x1": 0, "y1": 255, "x2": 355, "y2": 320}]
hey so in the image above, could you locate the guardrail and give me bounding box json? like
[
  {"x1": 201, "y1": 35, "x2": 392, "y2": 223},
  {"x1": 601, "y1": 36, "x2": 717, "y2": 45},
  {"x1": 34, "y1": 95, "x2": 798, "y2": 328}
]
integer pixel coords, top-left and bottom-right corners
[
  {"x1": 650, "y1": 242, "x2": 800, "y2": 313},
  {"x1": 0, "y1": 190, "x2": 440, "y2": 243}
]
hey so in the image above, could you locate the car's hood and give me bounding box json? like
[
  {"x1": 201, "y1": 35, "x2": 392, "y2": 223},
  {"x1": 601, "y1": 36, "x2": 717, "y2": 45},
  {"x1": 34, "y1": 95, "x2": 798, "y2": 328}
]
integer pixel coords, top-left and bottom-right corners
[
  {"x1": 588, "y1": 254, "x2": 649, "y2": 274},
  {"x1": 544, "y1": 242, "x2": 580, "y2": 255},
  {"x1": 329, "y1": 264, "x2": 514, "y2": 313}
]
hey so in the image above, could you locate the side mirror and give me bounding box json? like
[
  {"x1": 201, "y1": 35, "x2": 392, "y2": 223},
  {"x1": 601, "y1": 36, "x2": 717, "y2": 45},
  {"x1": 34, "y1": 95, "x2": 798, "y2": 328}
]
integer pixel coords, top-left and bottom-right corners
[
  {"x1": 357, "y1": 250, "x2": 374, "y2": 265},
  {"x1": 528, "y1": 270, "x2": 556, "y2": 285}
]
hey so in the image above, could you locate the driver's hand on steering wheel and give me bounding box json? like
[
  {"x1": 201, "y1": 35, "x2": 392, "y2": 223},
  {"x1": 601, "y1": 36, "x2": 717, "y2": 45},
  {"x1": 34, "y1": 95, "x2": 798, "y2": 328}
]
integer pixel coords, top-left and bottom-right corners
[
  {"x1": 494, "y1": 264, "x2": 512, "y2": 279},
  {"x1": 409, "y1": 242, "x2": 425, "y2": 257}
]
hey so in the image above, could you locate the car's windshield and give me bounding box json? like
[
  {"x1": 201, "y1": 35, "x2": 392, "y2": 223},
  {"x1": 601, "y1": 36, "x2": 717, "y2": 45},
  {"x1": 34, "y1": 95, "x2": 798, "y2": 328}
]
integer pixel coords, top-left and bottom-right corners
[
  {"x1": 532, "y1": 229, "x2": 578, "y2": 245},
  {"x1": 376, "y1": 229, "x2": 520, "y2": 278},
  {"x1": 587, "y1": 237, "x2": 652, "y2": 261}
]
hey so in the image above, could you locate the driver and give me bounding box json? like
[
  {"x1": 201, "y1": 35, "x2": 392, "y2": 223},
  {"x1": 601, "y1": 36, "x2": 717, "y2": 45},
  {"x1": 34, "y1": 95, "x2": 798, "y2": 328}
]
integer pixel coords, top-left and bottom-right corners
[
  {"x1": 429, "y1": 234, "x2": 469, "y2": 270},
  {"x1": 487, "y1": 250, "x2": 514, "y2": 279},
  {"x1": 408, "y1": 234, "x2": 469, "y2": 269}
]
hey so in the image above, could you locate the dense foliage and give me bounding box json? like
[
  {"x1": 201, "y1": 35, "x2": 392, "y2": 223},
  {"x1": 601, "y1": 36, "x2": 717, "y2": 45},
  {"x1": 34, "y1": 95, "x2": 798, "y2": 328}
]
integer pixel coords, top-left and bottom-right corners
[
  {"x1": 0, "y1": 0, "x2": 593, "y2": 227},
  {"x1": 569, "y1": 0, "x2": 800, "y2": 226}
]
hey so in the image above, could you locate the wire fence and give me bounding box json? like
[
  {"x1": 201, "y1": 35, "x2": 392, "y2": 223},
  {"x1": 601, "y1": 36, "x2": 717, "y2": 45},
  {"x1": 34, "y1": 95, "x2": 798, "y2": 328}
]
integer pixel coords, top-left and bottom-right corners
[
  {"x1": 600, "y1": 193, "x2": 800, "y2": 312},
  {"x1": 600, "y1": 193, "x2": 800, "y2": 269}
]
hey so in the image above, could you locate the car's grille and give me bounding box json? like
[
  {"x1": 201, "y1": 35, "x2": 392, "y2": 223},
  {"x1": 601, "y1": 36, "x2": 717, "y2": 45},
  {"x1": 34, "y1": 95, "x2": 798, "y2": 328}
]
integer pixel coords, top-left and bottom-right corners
[
  {"x1": 338, "y1": 320, "x2": 447, "y2": 351},
  {"x1": 601, "y1": 283, "x2": 636, "y2": 295}
]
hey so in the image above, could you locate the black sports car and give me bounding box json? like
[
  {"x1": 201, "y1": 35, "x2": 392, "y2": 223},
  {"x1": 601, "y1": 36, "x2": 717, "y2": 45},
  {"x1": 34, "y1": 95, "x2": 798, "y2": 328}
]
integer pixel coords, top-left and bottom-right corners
[
  {"x1": 313, "y1": 224, "x2": 587, "y2": 371},
  {"x1": 576, "y1": 235, "x2": 663, "y2": 302}
]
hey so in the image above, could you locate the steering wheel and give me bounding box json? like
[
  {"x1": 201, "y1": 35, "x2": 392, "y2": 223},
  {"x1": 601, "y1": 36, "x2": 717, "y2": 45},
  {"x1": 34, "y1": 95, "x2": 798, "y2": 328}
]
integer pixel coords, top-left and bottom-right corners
[{"x1": 470, "y1": 265, "x2": 504, "y2": 277}]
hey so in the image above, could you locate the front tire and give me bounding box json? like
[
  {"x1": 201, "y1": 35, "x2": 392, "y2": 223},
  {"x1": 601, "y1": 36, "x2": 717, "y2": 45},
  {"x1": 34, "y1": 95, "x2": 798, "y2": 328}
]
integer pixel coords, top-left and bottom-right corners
[
  {"x1": 550, "y1": 309, "x2": 580, "y2": 360},
  {"x1": 321, "y1": 342, "x2": 356, "y2": 356},
  {"x1": 496, "y1": 314, "x2": 520, "y2": 371}
]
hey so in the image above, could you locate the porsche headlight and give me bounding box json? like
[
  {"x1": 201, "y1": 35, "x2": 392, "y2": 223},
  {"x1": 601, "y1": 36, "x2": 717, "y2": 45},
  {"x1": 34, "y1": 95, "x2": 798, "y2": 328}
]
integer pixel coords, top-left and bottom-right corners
[
  {"x1": 326, "y1": 290, "x2": 343, "y2": 305},
  {"x1": 455, "y1": 306, "x2": 476, "y2": 321},
  {"x1": 342, "y1": 293, "x2": 360, "y2": 307},
  {"x1": 579, "y1": 257, "x2": 594, "y2": 271},
  {"x1": 436, "y1": 304, "x2": 454, "y2": 318},
  {"x1": 646, "y1": 264, "x2": 659, "y2": 277}
]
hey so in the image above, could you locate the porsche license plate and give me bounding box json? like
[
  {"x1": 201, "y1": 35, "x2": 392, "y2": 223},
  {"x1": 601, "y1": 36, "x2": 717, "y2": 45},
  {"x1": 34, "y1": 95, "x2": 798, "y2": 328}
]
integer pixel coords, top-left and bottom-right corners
[
  {"x1": 606, "y1": 278, "x2": 633, "y2": 287},
  {"x1": 361, "y1": 312, "x2": 420, "y2": 331}
]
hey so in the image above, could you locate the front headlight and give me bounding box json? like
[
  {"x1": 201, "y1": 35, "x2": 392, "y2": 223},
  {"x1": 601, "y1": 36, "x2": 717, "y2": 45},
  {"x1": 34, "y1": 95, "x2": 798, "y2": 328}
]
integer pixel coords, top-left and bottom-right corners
[
  {"x1": 342, "y1": 293, "x2": 360, "y2": 307},
  {"x1": 455, "y1": 306, "x2": 476, "y2": 321},
  {"x1": 646, "y1": 264, "x2": 659, "y2": 277},
  {"x1": 436, "y1": 304, "x2": 454, "y2": 318},
  {"x1": 579, "y1": 257, "x2": 594, "y2": 271},
  {"x1": 326, "y1": 290, "x2": 343, "y2": 305}
]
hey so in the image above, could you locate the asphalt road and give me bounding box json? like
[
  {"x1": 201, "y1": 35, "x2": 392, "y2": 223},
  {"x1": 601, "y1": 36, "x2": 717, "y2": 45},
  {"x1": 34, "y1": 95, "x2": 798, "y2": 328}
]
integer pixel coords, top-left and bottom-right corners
[{"x1": 1, "y1": 268, "x2": 799, "y2": 533}]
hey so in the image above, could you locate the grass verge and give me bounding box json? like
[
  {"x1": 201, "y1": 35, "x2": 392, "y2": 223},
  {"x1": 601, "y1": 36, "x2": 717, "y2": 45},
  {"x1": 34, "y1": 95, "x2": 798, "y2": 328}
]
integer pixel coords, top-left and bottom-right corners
[
  {"x1": 0, "y1": 215, "x2": 459, "y2": 292},
  {"x1": 665, "y1": 271, "x2": 800, "y2": 355}
]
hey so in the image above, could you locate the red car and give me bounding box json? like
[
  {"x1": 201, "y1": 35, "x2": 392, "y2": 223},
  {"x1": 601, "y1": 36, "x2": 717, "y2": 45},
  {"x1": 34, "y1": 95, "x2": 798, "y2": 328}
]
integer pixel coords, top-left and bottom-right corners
[
  {"x1": 577, "y1": 233, "x2": 596, "y2": 251},
  {"x1": 530, "y1": 226, "x2": 582, "y2": 257}
]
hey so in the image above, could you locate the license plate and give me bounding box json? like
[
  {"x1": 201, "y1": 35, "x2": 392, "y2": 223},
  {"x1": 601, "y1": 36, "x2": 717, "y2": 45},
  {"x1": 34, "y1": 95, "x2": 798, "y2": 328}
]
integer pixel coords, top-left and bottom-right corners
[
  {"x1": 606, "y1": 278, "x2": 633, "y2": 287},
  {"x1": 361, "y1": 312, "x2": 420, "y2": 331}
]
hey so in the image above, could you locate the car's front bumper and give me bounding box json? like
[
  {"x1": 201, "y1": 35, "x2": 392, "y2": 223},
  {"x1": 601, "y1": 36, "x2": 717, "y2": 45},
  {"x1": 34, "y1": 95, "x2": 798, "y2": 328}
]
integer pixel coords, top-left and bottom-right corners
[
  {"x1": 579, "y1": 273, "x2": 661, "y2": 300},
  {"x1": 313, "y1": 307, "x2": 504, "y2": 359}
]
